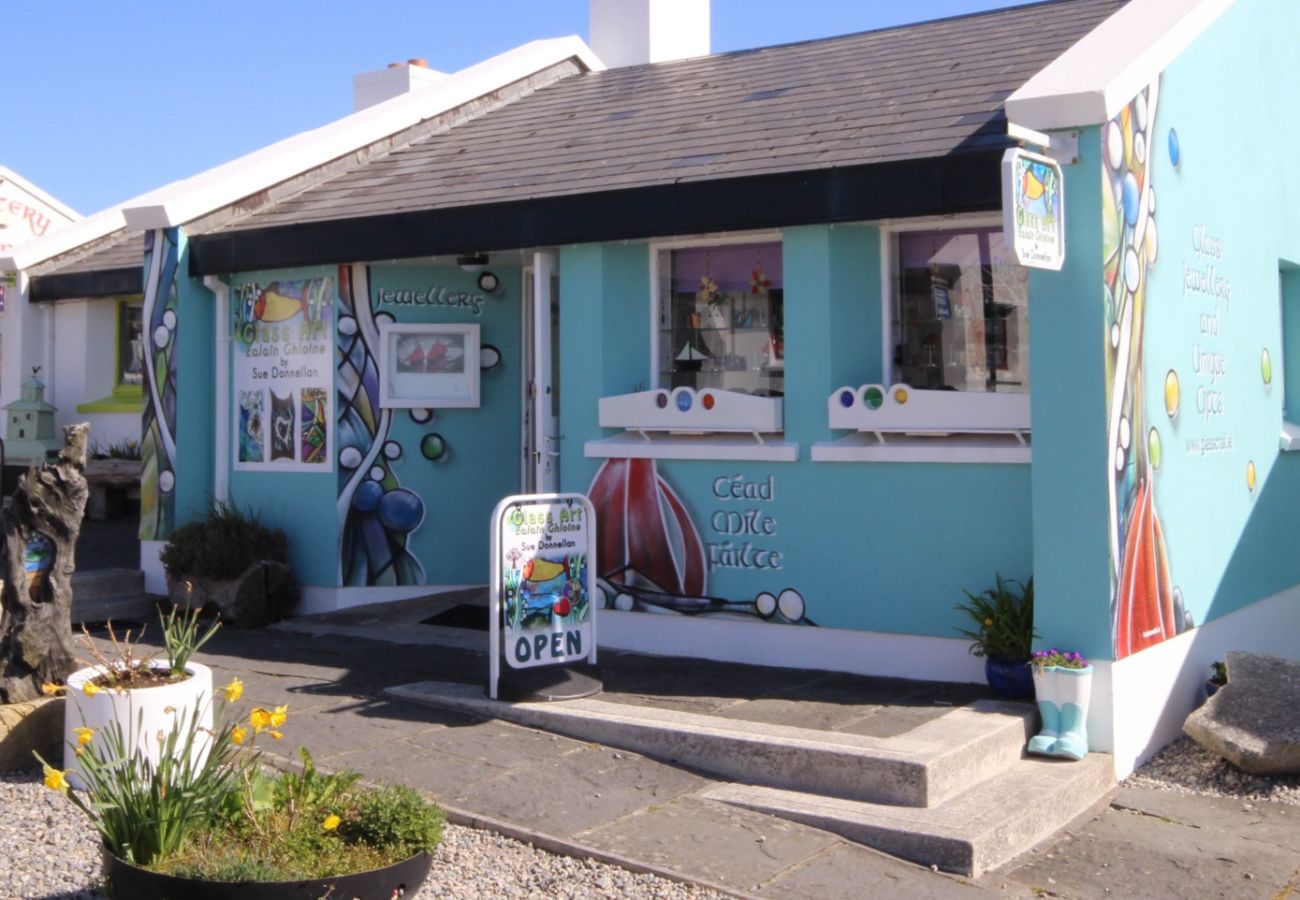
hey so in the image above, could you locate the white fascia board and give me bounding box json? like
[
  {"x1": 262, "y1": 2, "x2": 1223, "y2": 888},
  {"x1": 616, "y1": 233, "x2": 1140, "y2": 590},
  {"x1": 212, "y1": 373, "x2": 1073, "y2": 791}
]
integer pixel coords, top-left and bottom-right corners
[
  {"x1": 0, "y1": 166, "x2": 83, "y2": 222},
  {"x1": 123, "y1": 36, "x2": 604, "y2": 231},
  {"x1": 1005, "y1": 0, "x2": 1234, "y2": 130},
  {"x1": 0, "y1": 208, "x2": 127, "y2": 273}
]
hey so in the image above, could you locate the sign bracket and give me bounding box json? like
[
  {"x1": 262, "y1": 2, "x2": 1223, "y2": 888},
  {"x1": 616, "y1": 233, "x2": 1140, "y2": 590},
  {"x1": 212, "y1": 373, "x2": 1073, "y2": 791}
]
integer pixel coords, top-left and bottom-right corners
[{"x1": 1007, "y1": 122, "x2": 1079, "y2": 166}]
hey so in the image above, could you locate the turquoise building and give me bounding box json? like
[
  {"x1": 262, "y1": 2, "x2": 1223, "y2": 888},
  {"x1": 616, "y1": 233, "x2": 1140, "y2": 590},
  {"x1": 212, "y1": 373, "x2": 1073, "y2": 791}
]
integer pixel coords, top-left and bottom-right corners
[{"x1": 13, "y1": 0, "x2": 1297, "y2": 777}]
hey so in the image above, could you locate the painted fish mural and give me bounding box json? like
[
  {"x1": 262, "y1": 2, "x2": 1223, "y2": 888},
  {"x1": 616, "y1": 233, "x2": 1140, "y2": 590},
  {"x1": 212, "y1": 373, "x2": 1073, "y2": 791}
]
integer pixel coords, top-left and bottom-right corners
[{"x1": 503, "y1": 553, "x2": 590, "y2": 631}]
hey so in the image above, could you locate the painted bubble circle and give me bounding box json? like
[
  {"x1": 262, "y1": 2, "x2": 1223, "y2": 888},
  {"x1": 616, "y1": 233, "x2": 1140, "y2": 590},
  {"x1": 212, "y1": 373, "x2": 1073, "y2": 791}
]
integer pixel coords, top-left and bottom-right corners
[
  {"x1": 337, "y1": 315, "x2": 358, "y2": 336},
  {"x1": 375, "y1": 311, "x2": 396, "y2": 325},
  {"x1": 378, "y1": 488, "x2": 424, "y2": 532},
  {"x1": 1118, "y1": 415, "x2": 1131, "y2": 450},
  {"x1": 1123, "y1": 248, "x2": 1141, "y2": 293},
  {"x1": 1114, "y1": 442, "x2": 1126, "y2": 473},
  {"x1": 754, "y1": 592, "x2": 777, "y2": 618},
  {"x1": 153, "y1": 325, "x2": 171, "y2": 349},
  {"x1": 409, "y1": 408, "x2": 433, "y2": 424},
  {"x1": 838, "y1": 390, "x2": 854, "y2": 408},
  {"x1": 339, "y1": 446, "x2": 363, "y2": 469},
  {"x1": 158, "y1": 470, "x2": 175, "y2": 493},
  {"x1": 1262, "y1": 348, "x2": 1273, "y2": 385},
  {"x1": 162, "y1": 309, "x2": 177, "y2": 330},
  {"x1": 893, "y1": 387, "x2": 909, "y2": 405},
  {"x1": 1246, "y1": 460, "x2": 1256, "y2": 493},
  {"x1": 1110, "y1": 323, "x2": 1120, "y2": 349},
  {"x1": 1133, "y1": 132, "x2": 1146, "y2": 165},
  {"x1": 614, "y1": 592, "x2": 635, "y2": 612},
  {"x1": 702, "y1": 392, "x2": 715, "y2": 410},
  {"x1": 480, "y1": 345, "x2": 502, "y2": 370},
  {"x1": 1134, "y1": 91, "x2": 1148, "y2": 130},
  {"x1": 353, "y1": 480, "x2": 383, "y2": 512},
  {"x1": 1148, "y1": 185, "x2": 1156, "y2": 215},
  {"x1": 1148, "y1": 427, "x2": 1162, "y2": 470},
  {"x1": 369, "y1": 465, "x2": 387, "y2": 482},
  {"x1": 382, "y1": 441, "x2": 402, "y2": 460},
  {"x1": 1164, "y1": 370, "x2": 1180, "y2": 418},
  {"x1": 420, "y1": 433, "x2": 446, "y2": 461},
  {"x1": 1168, "y1": 128, "x2": 1180, "y2": 167},
  {"x1": 777, "y1": 589, "x2": 805, "y2": 622},
  {"x1": 864, "y1": 386, "x2": 884, "y2": 410},
  {"x1": 1121, "y1": 173, "x2": 1141, "y2": 227},
  {"x1": 1144, "y1": 219, "x2": 1159, "y2": 264},
  {"x1": 655, "y1": 392, "x2": 669, "y2": 409},
  {"x1": 675, "y1": 391, "x2": 693, "y2": 412},
  {"x1": 1105, "y1": 121, "x2": 1124, "y2": 171}
]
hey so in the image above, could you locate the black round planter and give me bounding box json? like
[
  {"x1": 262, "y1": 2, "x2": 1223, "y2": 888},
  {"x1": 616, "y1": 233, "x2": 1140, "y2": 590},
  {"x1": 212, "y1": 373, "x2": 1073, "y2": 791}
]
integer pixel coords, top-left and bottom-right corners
[{"x1": 102, "y1": 847, "x2": 433, "y2": 900}]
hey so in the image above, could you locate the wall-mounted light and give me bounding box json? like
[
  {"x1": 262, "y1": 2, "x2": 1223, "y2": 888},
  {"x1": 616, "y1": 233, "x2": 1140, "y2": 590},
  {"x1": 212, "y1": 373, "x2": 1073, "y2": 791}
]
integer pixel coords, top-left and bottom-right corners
[{"x1": 457, "y1": 253, "x2": 489, "y2": 272}]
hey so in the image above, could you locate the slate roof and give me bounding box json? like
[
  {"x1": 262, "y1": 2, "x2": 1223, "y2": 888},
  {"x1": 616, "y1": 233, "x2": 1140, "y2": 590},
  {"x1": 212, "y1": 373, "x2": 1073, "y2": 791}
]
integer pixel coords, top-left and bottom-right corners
[
  {"x1": 28, "y1": 229, "x2": 144, "y2": 300},
  {"x1": 31, "y1": 230, "x2": 142, "y2": 276},
  {"x1": 220, "y1": 0, "x2": 1124, "y2": 234}
]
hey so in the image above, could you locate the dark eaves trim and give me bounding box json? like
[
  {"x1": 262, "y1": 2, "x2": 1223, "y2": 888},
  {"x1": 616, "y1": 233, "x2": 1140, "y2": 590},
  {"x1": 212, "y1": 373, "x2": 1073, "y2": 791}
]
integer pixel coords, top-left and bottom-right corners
[
  {"x1": 29, "y1": 267, "x2": 144, "y2": 302},
  {"x1": 188, "y1": 151, "x2": 1003, "y2": 276}
]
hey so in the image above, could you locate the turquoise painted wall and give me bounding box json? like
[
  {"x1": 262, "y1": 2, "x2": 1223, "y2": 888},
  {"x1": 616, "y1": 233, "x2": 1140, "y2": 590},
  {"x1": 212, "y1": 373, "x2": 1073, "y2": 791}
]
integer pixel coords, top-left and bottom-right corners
[
  {"x1": 172, "y1": 233, "x2": 216, "y2": 529},
  {"x1": 227, "y1": 266, "x2": 340, "y2": 586},
  {"x1": 1137, "y1": 0, "x2": 1300, "y2": 631},
  {"x1": 366, "y1": 264, "x2": 523, "y2": 587},
  {"x1": 559, "y1": 229, "x2": 1034, "y2": 638},
  {"x1": 1027, "y1": 126, "x2": 1111, "y2": 660}
]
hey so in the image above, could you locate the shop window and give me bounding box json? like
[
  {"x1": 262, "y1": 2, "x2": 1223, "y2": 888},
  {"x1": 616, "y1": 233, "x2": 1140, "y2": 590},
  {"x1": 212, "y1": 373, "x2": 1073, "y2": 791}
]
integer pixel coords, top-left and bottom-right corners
[
  {"x1": 655, "y1": 241, "x2": 784, "y2": 397},
  {"x1": 892, "y1": 227, "x2": 1029, "y2": 394},
  {"x1": 813, "y1": 223, "x2": 1030, "y2": 464},
  {"x1": 589, "y1": 236, "x2": 796, "y2": 462}
]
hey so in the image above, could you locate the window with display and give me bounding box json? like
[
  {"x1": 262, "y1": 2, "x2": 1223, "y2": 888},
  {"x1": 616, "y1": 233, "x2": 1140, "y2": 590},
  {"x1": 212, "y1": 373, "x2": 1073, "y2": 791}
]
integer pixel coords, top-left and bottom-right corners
[
  {"x1": 657, "y1": 241, "x2": 783, "y2": 397},
  {"x1": 892, "y1": 227, "x2": 1029, "y2": 394}
]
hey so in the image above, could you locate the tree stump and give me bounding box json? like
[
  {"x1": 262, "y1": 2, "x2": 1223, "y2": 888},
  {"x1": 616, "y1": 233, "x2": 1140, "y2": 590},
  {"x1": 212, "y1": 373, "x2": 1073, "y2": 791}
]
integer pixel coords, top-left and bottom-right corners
[{"x1": 0, "y1": 423, "x2": 90, "y2": 703}]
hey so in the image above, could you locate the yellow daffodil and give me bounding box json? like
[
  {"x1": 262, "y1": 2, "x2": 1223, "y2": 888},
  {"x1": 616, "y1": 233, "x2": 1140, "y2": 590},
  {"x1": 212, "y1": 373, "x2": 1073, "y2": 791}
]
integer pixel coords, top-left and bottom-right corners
[
  {"x1": 984, "y1": 618, "x2": 994, "y2": 627},
  {"x1": 42, "y1": 765, "x2": 68, "y2": 793},
  {"x1": 223, "y1": 677, "x2": 244, "y2": 702},
  {"x1": 268, "y1": 730, "x2": 284, "y2": 741},
  {"x1": 249, "y1": 708, "x2": 272, "y2": 733},
  {"x1": 74, "y1": 727, "x2": 94, "y2": 746},
  {"x1": 270, "y1": 704, "x2": 288, "y2": 728},
  {"x1": 322, "y1": 814, "x2": 341, "y2": 831},
  {"x1": 231, "y1": 726, "x2": 248, "y2": 746},
  {"x1": 82, "y1": 682, "x2": 101, "y2": 697},
  {"x1": 40, "y1": 682, "x2": 64, "y2": 696},
  {"x1": 74, "y1": 747, "x2": 84, "y2": 757}
]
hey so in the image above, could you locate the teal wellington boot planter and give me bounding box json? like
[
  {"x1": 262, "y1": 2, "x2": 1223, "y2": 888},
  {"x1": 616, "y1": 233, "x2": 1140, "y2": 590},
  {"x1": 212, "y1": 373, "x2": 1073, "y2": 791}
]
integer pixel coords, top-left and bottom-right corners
[{"x1": 1028, "y1": 663, "x2": 1093, "y2": 760}]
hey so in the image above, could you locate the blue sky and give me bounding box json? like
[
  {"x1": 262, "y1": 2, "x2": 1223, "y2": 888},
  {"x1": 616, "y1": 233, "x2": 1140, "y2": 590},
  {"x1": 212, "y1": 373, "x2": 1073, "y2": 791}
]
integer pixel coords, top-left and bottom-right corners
[{"x1": 7, "y1": 0, "x2": 1039, "y2": 215}]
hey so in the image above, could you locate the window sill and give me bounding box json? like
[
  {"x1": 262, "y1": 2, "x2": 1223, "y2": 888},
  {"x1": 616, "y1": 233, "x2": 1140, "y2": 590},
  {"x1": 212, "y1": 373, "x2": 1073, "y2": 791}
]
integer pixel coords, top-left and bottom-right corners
[
  {"x1": 585, "y1": 432, "x2": 798, "y2": 462},
  {"x1": 811, "y1": 432, "x2": 1031, "y2": 464},
  {"x1": 600, "y1": 388, "x2": 783, "y2": 435}
]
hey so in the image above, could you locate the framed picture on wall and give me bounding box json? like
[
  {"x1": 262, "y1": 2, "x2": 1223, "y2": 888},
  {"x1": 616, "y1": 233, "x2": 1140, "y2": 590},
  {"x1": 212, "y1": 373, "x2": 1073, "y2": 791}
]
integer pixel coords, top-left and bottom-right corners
[{"x1": 378, "y1": 322, "x2": 480, "y2": 408}]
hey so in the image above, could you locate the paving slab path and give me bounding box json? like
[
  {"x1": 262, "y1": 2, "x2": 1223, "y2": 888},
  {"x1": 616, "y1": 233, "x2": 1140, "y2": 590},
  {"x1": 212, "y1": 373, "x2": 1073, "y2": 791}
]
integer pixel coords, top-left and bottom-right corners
[{"x1": 84, "y1": 621, "x2": 1300, "y2": 899}]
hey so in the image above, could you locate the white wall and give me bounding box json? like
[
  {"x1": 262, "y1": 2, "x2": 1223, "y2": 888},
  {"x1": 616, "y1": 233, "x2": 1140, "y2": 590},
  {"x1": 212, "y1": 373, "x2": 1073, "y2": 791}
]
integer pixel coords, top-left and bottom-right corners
[{"x1": 45, "y1": 298, "x2": 140, "y2": 449}]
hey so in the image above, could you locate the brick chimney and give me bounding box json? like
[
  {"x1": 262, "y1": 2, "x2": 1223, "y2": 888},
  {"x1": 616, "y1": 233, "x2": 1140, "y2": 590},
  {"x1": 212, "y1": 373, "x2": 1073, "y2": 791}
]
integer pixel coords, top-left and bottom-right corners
[
  {"x1": 352, "y1": 59, "x2": 447, "y2": 111},
  {"x1": 588, "y1": 0, "x2": 710, "y2": 68}
]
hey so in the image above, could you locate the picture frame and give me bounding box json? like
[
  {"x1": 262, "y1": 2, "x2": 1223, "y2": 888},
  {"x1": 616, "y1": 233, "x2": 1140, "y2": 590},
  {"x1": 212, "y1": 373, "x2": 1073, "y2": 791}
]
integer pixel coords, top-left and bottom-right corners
[{"x1": 378, "y1": 322, "x2": 480, "y2": 408}]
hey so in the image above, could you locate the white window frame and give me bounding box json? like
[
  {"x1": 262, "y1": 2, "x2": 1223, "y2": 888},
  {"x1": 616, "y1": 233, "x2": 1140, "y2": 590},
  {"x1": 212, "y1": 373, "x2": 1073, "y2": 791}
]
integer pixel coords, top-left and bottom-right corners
[{"x1": 585, "y1": 230, "x2": 798, "y2": 462}]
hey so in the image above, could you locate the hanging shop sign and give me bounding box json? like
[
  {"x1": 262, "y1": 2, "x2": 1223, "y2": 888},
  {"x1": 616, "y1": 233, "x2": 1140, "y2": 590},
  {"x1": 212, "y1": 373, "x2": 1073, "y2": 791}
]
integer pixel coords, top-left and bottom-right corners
[
  {"x1": 1002, "y1": 147, "x2": 1065, "y2": 271},
  {"x1": 232, "y1": 277, "x2": 334, "y2": 471},
  {"x1": 489, "y1": 493, "x2": 597, "y2": 699}
]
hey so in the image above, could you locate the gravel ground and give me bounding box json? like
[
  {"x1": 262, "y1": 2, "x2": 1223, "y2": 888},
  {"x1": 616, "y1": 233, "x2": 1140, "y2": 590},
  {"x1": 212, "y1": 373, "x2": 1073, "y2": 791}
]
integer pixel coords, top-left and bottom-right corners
[
  {"x1": 0, "y1": 770, "x2": 726, "y2": 900},
  {"x1": 1122, "y1": 736, "x2": 1300, "y2": 805}
]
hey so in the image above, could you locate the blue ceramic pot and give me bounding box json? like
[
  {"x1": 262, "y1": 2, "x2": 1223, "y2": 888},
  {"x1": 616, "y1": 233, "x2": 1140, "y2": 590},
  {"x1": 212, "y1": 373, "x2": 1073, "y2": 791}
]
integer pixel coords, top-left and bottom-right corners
[{"x1": 985, "y1": 656, "x2": 1034, "y2": 699}]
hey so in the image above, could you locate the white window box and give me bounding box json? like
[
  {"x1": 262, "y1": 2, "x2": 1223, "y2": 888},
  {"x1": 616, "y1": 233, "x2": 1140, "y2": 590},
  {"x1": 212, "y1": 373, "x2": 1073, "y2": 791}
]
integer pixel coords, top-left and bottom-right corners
[
  {"x1": 814, "y1": 383, "x2": 1031, "y2": 464},
  {"x1": 591, "y1": 388, "x2": 796, "y2": 461}
]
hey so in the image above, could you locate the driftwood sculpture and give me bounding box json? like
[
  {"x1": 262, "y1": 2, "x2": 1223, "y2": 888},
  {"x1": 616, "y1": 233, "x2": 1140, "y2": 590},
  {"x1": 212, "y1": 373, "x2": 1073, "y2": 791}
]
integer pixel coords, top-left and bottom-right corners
[{"x1": 0, "y1": 423, "x2": 90, "y2": 703}]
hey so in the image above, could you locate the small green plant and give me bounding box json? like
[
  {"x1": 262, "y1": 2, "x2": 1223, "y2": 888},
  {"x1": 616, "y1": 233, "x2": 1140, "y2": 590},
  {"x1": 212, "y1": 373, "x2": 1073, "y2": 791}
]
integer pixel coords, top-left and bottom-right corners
[
  {"x1": 351, "y1": 784, "x2": 446, "y2": 859},
  {"x1": 162, "y1": 604, "x2": 222, "y2": 677},
  {"x1": 955, "y1": 575, "x2": 1036, "y2": 660},
  {"x1": 1030, "y1": 648, "x2": 1088, "y2": 670},
  {"x1": 1210, "y1": 660, "x2": 1228, "y2": 686},
  {"x1": 91, "y1": 439, "x2": 143, "y2": 461},
  {"x1": 160, "y1": 500, "x2": 288, "y2": 581}
]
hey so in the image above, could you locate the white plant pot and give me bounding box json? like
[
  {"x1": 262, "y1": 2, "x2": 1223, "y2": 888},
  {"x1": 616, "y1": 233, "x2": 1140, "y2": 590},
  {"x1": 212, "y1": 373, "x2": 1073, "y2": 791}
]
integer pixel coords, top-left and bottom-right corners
[
  {"x1": 1028, "y1": 664, "x2": 1092, "y2": 761},
  {"x1": 63, "y1": 662, "x2": 214, "y2": 789}
]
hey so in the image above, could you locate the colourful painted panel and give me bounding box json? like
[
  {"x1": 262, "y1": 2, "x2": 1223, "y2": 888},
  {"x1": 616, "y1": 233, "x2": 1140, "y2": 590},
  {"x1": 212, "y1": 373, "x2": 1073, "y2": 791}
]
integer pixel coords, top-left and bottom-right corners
[{"x1": 139, "y1": 228, "x2": 180, "y2": 542}]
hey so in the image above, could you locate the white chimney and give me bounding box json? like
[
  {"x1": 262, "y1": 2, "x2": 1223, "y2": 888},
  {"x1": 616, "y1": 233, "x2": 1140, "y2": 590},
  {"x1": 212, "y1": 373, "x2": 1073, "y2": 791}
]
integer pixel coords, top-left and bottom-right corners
[
  {"x1": 589, "y1": 0, "x2": 710, "y2": 68},
  {"x1": 352, "y1": 59, "x2": 447, "y2": 112}
]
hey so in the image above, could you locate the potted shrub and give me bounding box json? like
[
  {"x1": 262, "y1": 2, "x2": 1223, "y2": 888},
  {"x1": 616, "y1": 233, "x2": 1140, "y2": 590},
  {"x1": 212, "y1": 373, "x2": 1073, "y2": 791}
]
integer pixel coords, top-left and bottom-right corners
[
  {"x1": 955, "y1": 575, "x2": 1036, "y2": 699},
  {"x1": 38, "y1": 676, "x2": 442, "y2": 898},
  {"x1": 1206, "y1": 660, "x2": 1228, "y2": 698},
  {"x1": 1027, "y1": 648, "x2": 1092, "y2": 761},
  {"x1": 160, "y1": 501, "x2": 299, "y2": 626},
  {"x1": 54, "y1": 607, "x2": 220, "y2": 788}
]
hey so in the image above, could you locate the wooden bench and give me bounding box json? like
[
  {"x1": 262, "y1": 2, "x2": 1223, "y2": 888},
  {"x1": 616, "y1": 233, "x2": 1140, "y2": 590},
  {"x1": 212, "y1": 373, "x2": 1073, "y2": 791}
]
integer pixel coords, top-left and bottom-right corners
[{"x1": 83, "y1": 458, "x2": 142, "y2": 520}]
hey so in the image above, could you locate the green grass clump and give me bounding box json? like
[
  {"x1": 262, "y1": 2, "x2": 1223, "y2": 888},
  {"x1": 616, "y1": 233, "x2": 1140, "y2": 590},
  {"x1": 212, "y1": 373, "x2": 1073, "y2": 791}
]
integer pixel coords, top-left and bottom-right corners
[{"x1": 160, "y1": 500, "x2": 288, "y2": 580}]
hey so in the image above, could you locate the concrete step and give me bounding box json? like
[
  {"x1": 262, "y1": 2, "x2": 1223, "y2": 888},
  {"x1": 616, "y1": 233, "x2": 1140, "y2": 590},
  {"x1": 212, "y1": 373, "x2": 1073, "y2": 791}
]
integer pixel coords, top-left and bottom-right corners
[
  {"x1": 70, "y1": 568, "x2": 154, "y2": 625},
  {"x1": 385, "y1": 680, "x2": 1034, "y2": 808},
  {"x1": 701, "y1": 753, "x2": 1116, "y2": 877}
]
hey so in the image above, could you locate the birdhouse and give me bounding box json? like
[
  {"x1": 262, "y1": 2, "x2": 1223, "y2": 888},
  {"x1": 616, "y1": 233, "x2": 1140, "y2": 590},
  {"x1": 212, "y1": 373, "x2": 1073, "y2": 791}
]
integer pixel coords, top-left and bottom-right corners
[{"x1": 4, "y1": 368, "x2": 60, "y2": 464}]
